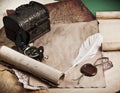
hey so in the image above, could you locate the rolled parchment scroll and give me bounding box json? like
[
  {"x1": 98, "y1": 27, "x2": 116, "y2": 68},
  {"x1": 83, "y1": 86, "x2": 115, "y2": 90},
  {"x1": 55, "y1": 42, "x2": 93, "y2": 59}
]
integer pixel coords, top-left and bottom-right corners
[
  {"x1": 0, "y1": 46, "x2": 65, "y2": 85},
  {"x1": 97, "y1": 11, "x2": 120, "y2": 51},
  {"x1": 96, "y1": 11, "x2": 120, "y2": 19},
  {"x1": 102, "y1": 42, "x2": 120, "y2": 51}
]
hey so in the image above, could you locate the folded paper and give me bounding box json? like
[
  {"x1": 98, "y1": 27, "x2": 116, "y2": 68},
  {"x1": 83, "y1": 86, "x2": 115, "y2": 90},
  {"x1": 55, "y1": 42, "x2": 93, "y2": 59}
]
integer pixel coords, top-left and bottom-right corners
[{"x1": 33, "y1": 20, "x2": 106, "y2": 88}]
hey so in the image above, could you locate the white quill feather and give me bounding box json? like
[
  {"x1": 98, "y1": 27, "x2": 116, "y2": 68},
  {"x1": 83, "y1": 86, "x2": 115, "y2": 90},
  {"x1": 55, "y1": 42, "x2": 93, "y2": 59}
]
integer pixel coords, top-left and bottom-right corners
[{"x1": 65, "y1": 33, "x2": 103, "y2": 73}]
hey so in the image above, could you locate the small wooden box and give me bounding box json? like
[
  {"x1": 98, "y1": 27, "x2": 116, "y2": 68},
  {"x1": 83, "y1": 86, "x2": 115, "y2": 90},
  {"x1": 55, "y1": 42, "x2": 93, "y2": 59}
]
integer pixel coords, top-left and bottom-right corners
[{"x1": 3, "y1": 1, "x2": 50, "y2": 46}]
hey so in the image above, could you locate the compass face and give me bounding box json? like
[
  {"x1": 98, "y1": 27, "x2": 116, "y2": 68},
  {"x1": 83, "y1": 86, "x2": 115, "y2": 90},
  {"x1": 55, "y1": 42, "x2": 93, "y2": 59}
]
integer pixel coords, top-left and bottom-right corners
[{"x1": 24, "y1": 46, "x2": 40, "y2": 58}]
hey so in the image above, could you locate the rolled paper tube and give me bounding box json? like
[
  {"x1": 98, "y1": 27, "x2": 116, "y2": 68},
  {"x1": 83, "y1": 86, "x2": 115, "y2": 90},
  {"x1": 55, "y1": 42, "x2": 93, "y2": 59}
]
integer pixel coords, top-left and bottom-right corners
[
  {"x1": 0, "y1": 46, "x2": 65, "y2": 85},
  {"x1": 96, "y1": 12, "x2": 120, "y2": 19},
  {"x1": 102, "y1": 42, "x2": 120, "y2": 51}
]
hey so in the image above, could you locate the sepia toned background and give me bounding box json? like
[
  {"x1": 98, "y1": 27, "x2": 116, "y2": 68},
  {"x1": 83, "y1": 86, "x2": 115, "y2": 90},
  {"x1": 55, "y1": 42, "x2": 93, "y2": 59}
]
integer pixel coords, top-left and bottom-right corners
[{"x1": 0, "y1": 0, "x2": 120, "y2": 93}]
